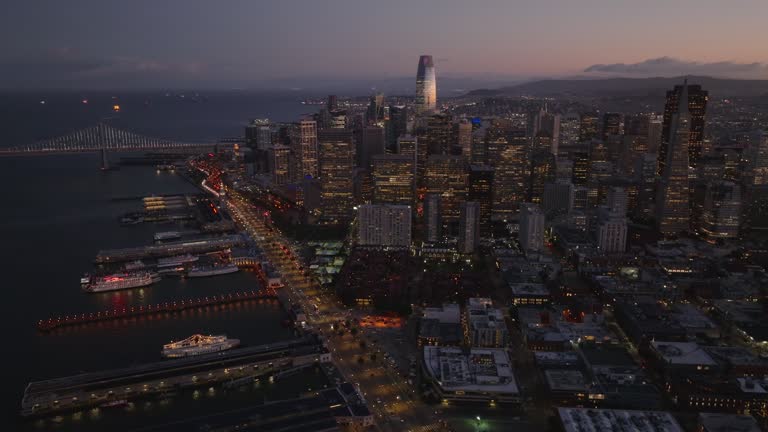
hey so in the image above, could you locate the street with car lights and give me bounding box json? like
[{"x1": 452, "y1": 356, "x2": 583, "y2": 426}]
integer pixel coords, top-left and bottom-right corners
[{"x1": 225, "y1": 187, "x2": 445, "y2": 432}]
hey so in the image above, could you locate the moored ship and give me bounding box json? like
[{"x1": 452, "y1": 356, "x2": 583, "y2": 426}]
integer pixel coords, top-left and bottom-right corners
[
  {"x1": 157, "y1": 254, "x2": 199, "y2": 268},
  {"x1": 82, "y1": 271, "x2": 160, "y2": 293},
  {"x1": 187, "y1": 263, "x2": 239, "y2": 278},
  {"x1": 161, "y1": 334, "x2": 240, "y2": 358}
]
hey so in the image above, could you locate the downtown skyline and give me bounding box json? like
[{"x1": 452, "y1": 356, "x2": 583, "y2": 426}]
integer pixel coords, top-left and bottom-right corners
[{"x1": 1, "y1": 0, "x2": 767, "y2": 90}]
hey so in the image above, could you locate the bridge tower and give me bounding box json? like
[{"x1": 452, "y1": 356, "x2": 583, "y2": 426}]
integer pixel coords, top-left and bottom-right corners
[{"x1": 100, "y1": 147, "x2": 109, "y2": 171}]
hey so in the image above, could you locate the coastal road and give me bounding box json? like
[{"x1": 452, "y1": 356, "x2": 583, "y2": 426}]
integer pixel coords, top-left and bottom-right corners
[{"x1": 225, "y1": 187, "x2": 444, "y2": 432}]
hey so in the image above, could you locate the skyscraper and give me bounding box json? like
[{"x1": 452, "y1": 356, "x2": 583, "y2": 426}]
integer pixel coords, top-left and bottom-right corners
[
  {"x1": 602, "y1": 113, "x2": 623, "y2": 140},
  {"x1": 656, "y1": 80, "x2": 692, "y2": 235},
  {"x1": 358, "y1": 126, "x2": 386, "y2": 169},
  {"x1": 456, "y1": 118, "x2": 473, "y2": 156},
  {"x1": 424, "y1": 113, "x2": 452, "y2": 155},
  {"x1": 458, "y1": 202, "x2": 481, "y2": 254},
  {"x1": 269, "y1": 145, "x2": 291, "y2": 186},
  {"x1": 318, "y1": 129, "x2": 355, "y2": 223},
  {"x1": 372, "y1": 154, "x2": 415, "y2": 205},
  {"x1": 579, "y1": 112, "x2": 599, "y2": 142},
  {"x1": 468, "y1": 165, "x2": 494, "y2": 235},
  {"x1": 245, "y1": 119, "x2": 272, "y2": 150},
  {"x1": 424, "y1": 193, "x2": 442, "y2": 242},
  {"x1": 490, "y1": 128, "x2": 528, "y2": 219},
  {"x1": 533, "y1": 108, "x2": 561, "y2": 155},
  {"x1": 700, "y1": 181, "x2": 741, "y2": 241},
  {"x1": 290, "y1": 119, "x2": 318, "y2": 180},
  {"x1": 659, "y1": 82, "x2": 708, "y2": 172},
  {"x1": 386, "y1": 105, "x2": 408, "y2": 153},
  {"x1": 415, "y1": 55, "x2": 437, "y2": 114},
  {"x1": 519, "y1": 203, "x2": 545, "y2": 253},
  {"x1": 425, "y1": 155, "x2": 468, "y2": 226}
]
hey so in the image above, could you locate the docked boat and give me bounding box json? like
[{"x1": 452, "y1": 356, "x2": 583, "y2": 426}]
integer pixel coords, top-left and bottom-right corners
[
  {"x1": 157, "y1": 254, "x2": 198, "y2": 268},
  {"x1": 83, "y1": 271, "x2": 160, "y2": 293},
  {"x1": 187, "y1": 263, "x2": 239, "y2": 278},
  {"x1": 161, "y1": 334, "x2": 240, "y2": 358},
  {"x1": 100, "y1": 399, "x2": 129, "y2": 408},
  {"x1": 124, "y1": 260, "x2": 147, "y2": 271},
  {"x1": 154, "y1": 231, "x2": 181, "y2": 242}
]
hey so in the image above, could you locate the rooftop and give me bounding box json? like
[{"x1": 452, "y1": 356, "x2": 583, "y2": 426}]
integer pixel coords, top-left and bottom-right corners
[
  {"x1": 509, "y1": 282, "x2": 550, "y2": 297},
  {"x1": 650, "y1": 341, "x2": 717, "y2": 366},
  {"x1": 558, "y1": 407, "x2": 684, "y2": 432},
  {"x1": 545, "y1": 369, "x2": 590, "y2": 392},
  {"x1": 698, "y1": 413, "x2": 761, "y2": 432},
  {"x1": 423, "y1": 346, "x2": 519, "y2": 394},
  {"x1": 424, "y1": 303, "x2": 461, "y2": 324}
]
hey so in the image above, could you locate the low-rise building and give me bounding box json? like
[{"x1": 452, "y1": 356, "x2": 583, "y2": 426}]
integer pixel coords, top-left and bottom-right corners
[
  {"x1": 557, "y1": 407, "x2": 684, "y2": 432},
  {"x1": 465, "y1": 298, "x2": 509, "y2": 348},
  {"x1": 422, "y1": 346, "x2": 520, "y2": 405},
  {"x1": 509, "y1": 282, "x2": 551, "y2": 305}
]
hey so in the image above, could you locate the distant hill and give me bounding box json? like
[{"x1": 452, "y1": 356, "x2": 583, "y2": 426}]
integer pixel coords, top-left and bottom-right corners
[{"x1": 466, "y1": 76, "x2": 768, "y2": 98}]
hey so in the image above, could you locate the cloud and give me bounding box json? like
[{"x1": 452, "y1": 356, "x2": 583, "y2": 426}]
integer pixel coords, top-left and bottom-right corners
[
  {"x1": 584, "y1": 57, "x2": 768, "y2": 79},
  {"x1": 0, "y1": 48, "x2": 207, "y2": 89}
]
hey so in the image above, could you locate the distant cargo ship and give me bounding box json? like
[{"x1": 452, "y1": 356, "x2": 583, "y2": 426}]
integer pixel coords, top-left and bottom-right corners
[
  {"x1": 82, "y1": 271, "x2": 160, "y2": 293},
  {"x1": 157, "y1": 254, "x2": 198, "y2": 268},
  {"x1": 161, "y1": 334, "x2": 240, "y2": 358},
  {"x1": 187, "y1": 263, "x2": 239, "y2": 278}
]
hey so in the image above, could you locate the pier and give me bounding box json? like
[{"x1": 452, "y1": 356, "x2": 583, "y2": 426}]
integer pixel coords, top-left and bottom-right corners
[
  {"x1": 21, "y1": 335, "x2": 331, "y2": 417},
  {"x1": 95, "y1": 235, "x2": 245, "y2": 263},
  {"x1": 37, "y1": 289, "x2": 278, "y2": 332}
]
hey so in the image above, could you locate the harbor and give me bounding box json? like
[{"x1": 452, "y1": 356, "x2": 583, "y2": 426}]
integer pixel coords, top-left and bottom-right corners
[{"x1": 21, "y1": 335, "x2": 331, "y2": 417}]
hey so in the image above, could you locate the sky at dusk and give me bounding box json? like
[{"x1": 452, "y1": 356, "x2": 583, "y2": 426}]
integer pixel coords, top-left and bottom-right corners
[{"x1": 1, "y1": 0, "x2": 767, "y2": 90}]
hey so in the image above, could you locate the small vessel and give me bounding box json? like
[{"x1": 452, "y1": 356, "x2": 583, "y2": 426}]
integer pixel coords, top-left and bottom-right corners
[
  {"x1": 161, "y1": 334, "x2": 240, "y2": 358},
  {"x1": 83, "y1": 271, "x2": 160, "y2": 293},
  {"x1": 157, "y1": 254, "x2": 198, "y2": 268},
  {"x1": 100, "y1": 399, "x2": 128, "y2": 408},
  {"x1": 124, "y1": 260, "x2": 147, "y2": 271},
  {"x1": 187, "y1": 263, "x2": 239, "y2": 278},
  {"x1": 154, "y1": 231, "x2": 181, "y2": 242}
]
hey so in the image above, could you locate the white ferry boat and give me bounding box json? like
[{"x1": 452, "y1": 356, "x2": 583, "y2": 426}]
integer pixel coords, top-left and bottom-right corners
[
  {"x1": 83, "y1": 271, "x2": 160, "y2": 293},
  {"x1": 161, "y1": 334, "x2": 240, "y2": 358}
]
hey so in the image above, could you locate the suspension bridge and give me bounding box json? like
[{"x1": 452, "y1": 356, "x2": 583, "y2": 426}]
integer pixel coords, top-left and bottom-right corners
[{"x1": 0, "y1": 123, "x2": 235, "y2": 169}]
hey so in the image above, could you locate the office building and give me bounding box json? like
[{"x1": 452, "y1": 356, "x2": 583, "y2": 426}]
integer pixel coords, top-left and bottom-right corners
[
  {"x1": 519, "y1": 203, "x2": 545, "y2": 252},
  {"x1": 458, "y1": 201, "x2": 480, "y2": 254},
  {"x1": 660, "y1": 82, "x2": 708, "y2": 171},
  {"x1": 245, "y1": 119, "x2": 272, "y2": 150},
  {"x1": 579, "y1": 112, "x2": 599, "y2": 142},
  {"x1": 533, "y1": 108, "x2": 561, "y2": 155},
  {"x1": 424, "y1": 193, "x2": 442, "y2": 242},
  {"x1": 543, "y1": 180, "x2": 574, "y2": 216},
  {"x1": 371, "y1": 154, "x2": 415, "y2": 205},
  {"x1": 597, "y1": 213, "x2": 627, "y2": 254},
  {"x1": 602, "y1": 112, "x2": 622, "y2": 139},
  {"x1": 752, "y1": 130, "x2": 768, "y2": 185},
  {"x1": 529, "y1": 151, "x2": 555, "y2": 204},
  {"x1": 657, "y1": 80, "x2": 692, "y2": 235},
  {"x1": 366, "y1": 93, "x2": 384, "y2": 124},
  {"x1": 465, "y1": 298, "x2": 509, "y2": 348},
  {"x1": 488, "y1": 128, "x2": 529, "y2": 219},
  {"x1": 357, "y1": 204, "x2": 412, "y2": 248},
  {"x1": 318, "y1": 129, "x2": 355, "y2": 223},
  {"x1": 468, "y1": 165, "x2": 494, "y2": 235},
  {"x1": 269, "y1": 145, "x2": 291, "y2": 186},
  {"x1": 700, "y1": 181, "x2": 741, "y2": 241},
  {"x1": 289, "y1": 119, "x2": 319, "y2": 180},
  {"x1": 386, "y1": 105, "x2": 408, "y2": 153},
  {"x1": 455, "y1": 118, "x2": 473, "y2": 156},
  {"x1": 607, "y1": 186, "x2": 628, "y2": 216},
  {"x1": 415, "y1": 55, "x2": 437, "y2": 114},
  {"x1": 358, "y1": 126, "x2": 385, "y2": 169},
  {"x1": 424, "y1": 113, "x2": 452, "y2": 155},
  {"x1": 425, "y1": 155, "x2": 468, "y2": 225}
]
